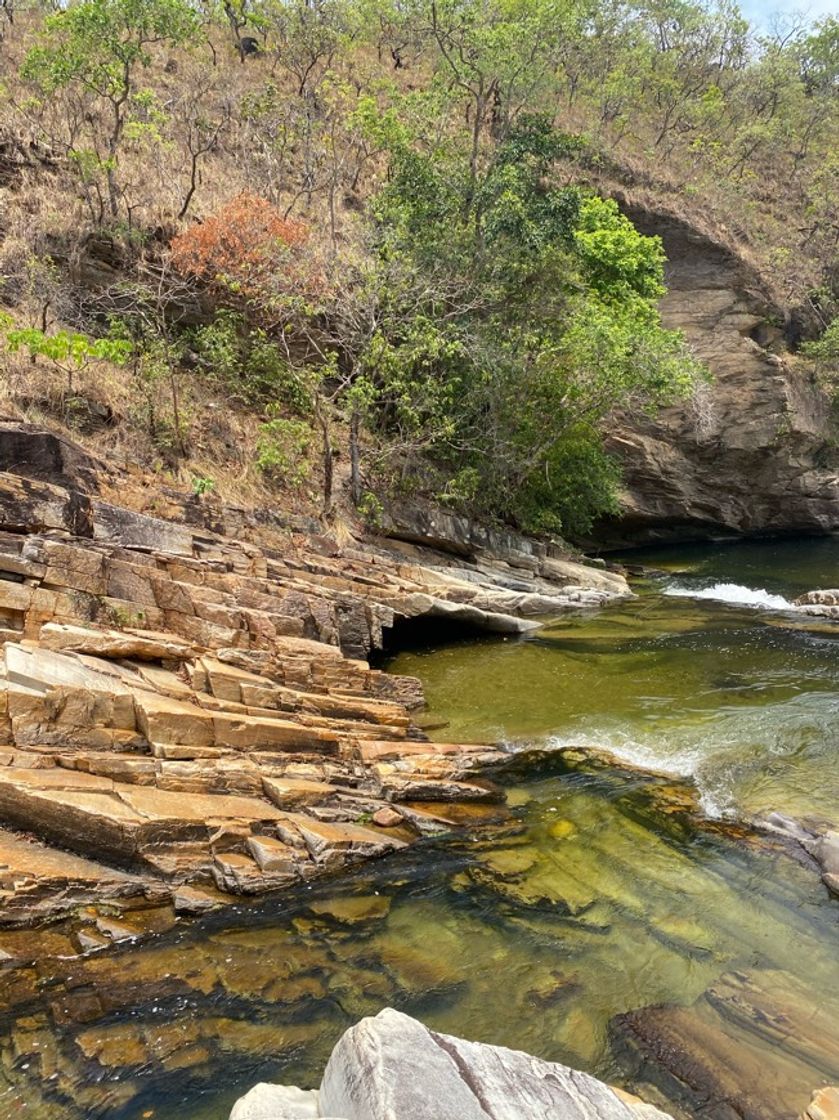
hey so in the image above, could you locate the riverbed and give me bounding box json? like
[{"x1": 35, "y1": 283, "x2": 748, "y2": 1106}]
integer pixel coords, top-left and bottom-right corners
[{"x1": 2, "y1": 538, "x2": 838, "y2": 1120}]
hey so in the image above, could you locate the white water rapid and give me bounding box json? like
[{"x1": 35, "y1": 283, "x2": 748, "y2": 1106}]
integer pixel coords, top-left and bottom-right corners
[{"x1": 664, "y1": 581, "x2": 796, "y2": 610}]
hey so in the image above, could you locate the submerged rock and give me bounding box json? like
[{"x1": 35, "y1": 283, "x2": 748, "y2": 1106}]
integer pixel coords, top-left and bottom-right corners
[
  {"x1": 493, "y1": 744, "x2": 715, "y2": 841},
  {"x1": 230, "y1": 1007, "x2": 673, "y2": 1120},
  {"x1": 611, "y1": 970, "x2": 839, "y2": 1120},
  {"x1": 754, "y1": 812, "x2": 839, "y2": 896}
]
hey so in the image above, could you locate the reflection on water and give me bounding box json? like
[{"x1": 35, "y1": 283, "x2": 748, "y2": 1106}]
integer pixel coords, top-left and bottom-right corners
[{"x1": 3, "y1": 538, "x2": 839, "y2": 1120}]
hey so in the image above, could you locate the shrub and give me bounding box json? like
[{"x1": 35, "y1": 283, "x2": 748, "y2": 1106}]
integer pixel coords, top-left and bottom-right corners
[
  {"x1": 171, "y1": 193, "x2": 309, "y2": 309},
  {"x1": 255, "y1": 413, "x2": 311, "y2": 484}
]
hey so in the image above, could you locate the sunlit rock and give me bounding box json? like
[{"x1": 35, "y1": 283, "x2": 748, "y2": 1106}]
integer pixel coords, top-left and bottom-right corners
[
  {"x1": 315, "y1": 1008, "x2": 673, "y2": 1119},
  {"x1": 802, "y1": 1087, "x2": 839, "y2": 1120},
  {"x1": 230, "y1": 1083, "x2": 321, "y2": 1120}
]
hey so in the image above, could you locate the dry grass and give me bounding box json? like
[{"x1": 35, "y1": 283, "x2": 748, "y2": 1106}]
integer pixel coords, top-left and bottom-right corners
[
  {"x1": 0, "y1": 4, "x2": 834, "y2": 524},
  {"x1": 0, "y1": 335, "x2": 340, "y2": 520}
]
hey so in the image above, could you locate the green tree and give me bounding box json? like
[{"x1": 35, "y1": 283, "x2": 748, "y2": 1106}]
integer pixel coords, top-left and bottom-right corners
[
  {"x1": 1, "y1": 322, "x2": 131, "y2": 395},
  {"x1": 22, "y1": 0, "x2": 200, "y2": 220},
  {"x1": 343, "y1": 113, "x2": 702, "y2": 534}
]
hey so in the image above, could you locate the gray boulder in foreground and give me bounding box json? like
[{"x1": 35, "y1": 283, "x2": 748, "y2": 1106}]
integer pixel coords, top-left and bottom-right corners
[
  {"x1": 230, "y1": 1007, "x2": 673, "y2": 1119},
  {"x1": 230, "y1": 1084, "x2": 321, "y2": 1120}
]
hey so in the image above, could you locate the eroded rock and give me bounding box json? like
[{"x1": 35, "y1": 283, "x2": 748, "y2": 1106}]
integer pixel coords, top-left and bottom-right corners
[
  {"x1": 241, "y1": 1007, "x2": 676, "y2": 1120},
  {"x1": 595, "y1": 207, "x2": 839, "y2": 546},
  {"x1": 0, "y1": 456, "x2": 621, "y2": 929}
]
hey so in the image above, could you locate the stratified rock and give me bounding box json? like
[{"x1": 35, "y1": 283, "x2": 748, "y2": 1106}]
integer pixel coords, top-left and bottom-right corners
[
  {"x1": 811, "y1": 830, "x2": 839, "y2": 884},
  {"x1": 307, "y1": 894, "x2": 390, "y2": 926},
  {"x1": 0, "y1": 826, "x2": 162, "y2": 925},
  {"x1": 803, "y1": 1087, "x2": 839, "y2": 1120},
  {"x1": 594, "y1": 207, "x2": 839, "y2": 546},
  {"x1": 318, "y1": 1007, "x2": 673, "y2": 1120},
  {"x1": 611, "y1": 970, "x2": 839, "y2": 1120},
  {"x1": 0, "y1": 452, "x2": 622, "y2": 928},
  {"x1": 39, "y1": 622, "x2": 196, "y2": 661}
]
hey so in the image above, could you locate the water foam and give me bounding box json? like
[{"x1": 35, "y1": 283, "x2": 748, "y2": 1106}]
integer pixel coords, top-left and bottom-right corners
[
  {"x1": 540, "y1": 732, "x2": 729, "y2": 813},
  {"x1": 664, "y1": 581, "x2": 795, "y2": 611},
  {"x1": 540, "y1": 689, "x2": 839, "y2": 822}
]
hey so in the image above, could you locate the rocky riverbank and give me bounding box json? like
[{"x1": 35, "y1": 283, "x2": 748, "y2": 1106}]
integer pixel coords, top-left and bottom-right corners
[{"x1": 0, "y1": 422, "x2": 629, "y2": 938}]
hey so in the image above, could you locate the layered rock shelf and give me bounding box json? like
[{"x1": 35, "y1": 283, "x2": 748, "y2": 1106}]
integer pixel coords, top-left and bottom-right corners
[{"x1": 0, "y1": 431, "x2": 628, "y2": 932}]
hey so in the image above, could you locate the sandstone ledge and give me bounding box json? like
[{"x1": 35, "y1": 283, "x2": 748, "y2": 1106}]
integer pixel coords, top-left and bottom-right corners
[{"x1": 0, "y1": 450, "x2": 628, "y2": 934}]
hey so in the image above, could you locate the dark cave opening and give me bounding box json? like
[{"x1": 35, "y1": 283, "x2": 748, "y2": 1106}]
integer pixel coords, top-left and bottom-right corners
[{"x1": 371, "y1": 611, "x2": 502, "y2": 663}]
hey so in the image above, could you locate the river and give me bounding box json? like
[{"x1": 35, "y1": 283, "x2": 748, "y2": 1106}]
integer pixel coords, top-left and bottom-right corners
[
  {"x1": 390, "y1": 537, "x2": 839, "y2": 823},
  {"x1": 2, "y1": 538, "x2": 838, "y2": 1120}
]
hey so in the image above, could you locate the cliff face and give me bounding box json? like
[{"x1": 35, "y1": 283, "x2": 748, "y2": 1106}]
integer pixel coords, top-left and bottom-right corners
[{"x1": 595, "y1": 207, "x2": 839, "y2": 548}]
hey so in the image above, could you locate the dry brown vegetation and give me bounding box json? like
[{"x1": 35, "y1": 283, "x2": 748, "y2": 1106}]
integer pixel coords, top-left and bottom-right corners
[{"x1": 0, "y1": 0, "x2": 836, "y2": 525}]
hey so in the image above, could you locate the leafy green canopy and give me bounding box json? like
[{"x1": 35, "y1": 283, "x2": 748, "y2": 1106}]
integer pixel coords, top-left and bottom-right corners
[
  {"x1": 351, "y1": 114, "x2": 701, "y2": 535},
  {"x1": 22, "y1": 0, "x2": 199, "y2": 97}
]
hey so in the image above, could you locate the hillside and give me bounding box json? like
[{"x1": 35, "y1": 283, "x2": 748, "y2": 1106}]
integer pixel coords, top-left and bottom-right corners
[{"x1": 0, "y1": 0, "x2": 838, "y2": 543}]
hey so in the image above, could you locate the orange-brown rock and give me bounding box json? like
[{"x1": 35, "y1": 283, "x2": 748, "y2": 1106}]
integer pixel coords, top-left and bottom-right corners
[
  {"x1": 803, "y1": 1087, "x2": 839, "y2": 1120},
  {"x1": 0, "y1": 444, "x2": 629, "y2": 928}
]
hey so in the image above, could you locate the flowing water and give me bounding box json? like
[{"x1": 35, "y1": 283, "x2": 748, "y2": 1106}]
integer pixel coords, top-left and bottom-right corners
[
  {"x1": 392, "y1": 537, "x2": 839, "y2": 823},
  {"x1": 2, "y1": 538, "x2": 839, "y2": 1120}
]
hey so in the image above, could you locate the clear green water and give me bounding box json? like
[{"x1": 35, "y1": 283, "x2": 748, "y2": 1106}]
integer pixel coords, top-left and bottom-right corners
[
  {"x1": 3, "y1": 538, "x2": 839, "y2": 1120},
  {"x1": 388, "y1": 538, "x2": 839, "y2": 824}
]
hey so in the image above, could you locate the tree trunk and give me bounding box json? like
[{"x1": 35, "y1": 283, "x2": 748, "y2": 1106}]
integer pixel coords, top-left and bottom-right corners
[
  {"x1": 315, "y1": 403, "x2": 333, "y2": 515},
  {"x1": 350, "y1": 410, "x2": 362, "y2": 505}
]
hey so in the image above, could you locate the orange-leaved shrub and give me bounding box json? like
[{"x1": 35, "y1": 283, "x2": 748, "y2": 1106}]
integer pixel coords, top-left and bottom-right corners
[{"x1": 170, "y1": 192, "x2": 310, "y2": 308}]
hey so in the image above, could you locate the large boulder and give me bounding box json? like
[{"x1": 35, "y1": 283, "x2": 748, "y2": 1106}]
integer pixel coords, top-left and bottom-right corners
[
  {"x1": 0, "y1": 421, "x2": 105, "y2": 492},
  {"x1": 317, "y1": 1008, "x2": 672, "y2": 1120}
]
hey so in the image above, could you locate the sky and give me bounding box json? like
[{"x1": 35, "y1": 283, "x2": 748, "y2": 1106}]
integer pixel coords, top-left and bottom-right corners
[{"x1": 739, "y1": 0, "x2": 837, "y2": 28}]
